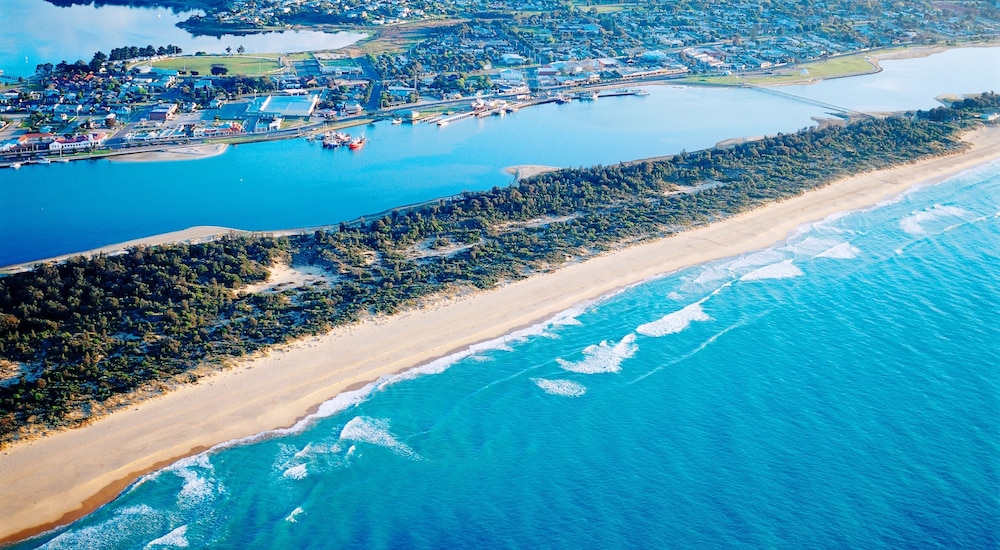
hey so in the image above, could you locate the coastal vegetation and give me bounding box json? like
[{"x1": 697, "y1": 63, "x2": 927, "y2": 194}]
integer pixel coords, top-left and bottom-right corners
[{"x1": 0, "y1": 95, "x2": 997, "y2": 445}]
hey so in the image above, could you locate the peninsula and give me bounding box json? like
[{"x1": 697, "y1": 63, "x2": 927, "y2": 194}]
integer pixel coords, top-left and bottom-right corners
[{"x1": 1, "y1": 95, "x2": 999, "y2": 544}]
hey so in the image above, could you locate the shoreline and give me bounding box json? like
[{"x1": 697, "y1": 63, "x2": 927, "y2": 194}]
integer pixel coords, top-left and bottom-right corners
[
  {"x1": 106, "y1": 143, "x2": 230, "y2": 163},
  {"x1": 2, "y1": 126, "x2": 1000, "y2": 544},
  {"x1": 504, "y1": 164, "x2": 561, "y2": 180},
  {"x1": 0, "y1": 226, "x2": 242, "y2": 275}
]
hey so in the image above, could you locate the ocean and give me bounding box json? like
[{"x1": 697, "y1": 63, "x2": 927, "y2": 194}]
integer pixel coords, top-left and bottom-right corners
[{"x1": 17, "y1": 158, "x2": 1000, "y2": 548}]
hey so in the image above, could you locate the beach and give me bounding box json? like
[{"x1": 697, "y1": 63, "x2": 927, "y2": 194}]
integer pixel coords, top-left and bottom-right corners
[
  {"x1": 2, "y1": 124, "x2": 1000, "y2": 545},
  {"x1": 504, "y1": 164, "x2": 561, "y2": 180},
  {"x1": 107, "y1": 143, "x2": 230, "y2": 163}
]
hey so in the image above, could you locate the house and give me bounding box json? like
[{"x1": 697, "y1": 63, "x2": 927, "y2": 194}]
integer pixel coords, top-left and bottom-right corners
[
  {"x1": 496, "y1": 69, "x2": 525, "y2": 86},
  {"x1": 501, "y1": 53, "x2": 527, "y2": 65},
  {"x1": 149, "y1": 103, "x2": 178, "y2": 121},
  {"x1": 48, "y1": 132, "x2": 107, "y2": 152}
]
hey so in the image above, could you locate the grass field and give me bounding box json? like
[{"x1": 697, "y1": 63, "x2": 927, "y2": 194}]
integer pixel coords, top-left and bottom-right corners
[
  {"x1": 680, "y1": 52, "x2": 879, "y2": 86},
  {"x1": 151, "y1": 55, "x2": 283, "y2": 76},
  {"x1": 350, "y1": 19, "x2": 464, "y2": 56}
]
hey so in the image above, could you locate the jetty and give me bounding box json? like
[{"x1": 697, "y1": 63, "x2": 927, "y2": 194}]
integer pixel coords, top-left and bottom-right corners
[{"x1": 742, "y1": 83, "x2": 871, "y2": 119}]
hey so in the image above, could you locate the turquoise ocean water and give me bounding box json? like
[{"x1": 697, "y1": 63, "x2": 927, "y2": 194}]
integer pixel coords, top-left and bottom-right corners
[{"x1": 18, "y1": 159, "x2": 1000, "y2": 548}]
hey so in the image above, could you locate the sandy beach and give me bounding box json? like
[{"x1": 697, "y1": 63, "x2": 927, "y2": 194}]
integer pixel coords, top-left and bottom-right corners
[
  {"x1": 2, "y1": 125, "x2": 999, "y2": 544},
  {"x1": 504, "y1": 164, "x2": 561, "y2": 180},
  {"x1": 108, "y1": 143, "x2": 230, "y2": 163}
]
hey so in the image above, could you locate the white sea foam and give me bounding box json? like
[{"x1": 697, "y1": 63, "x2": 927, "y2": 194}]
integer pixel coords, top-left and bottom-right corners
[
  {"x1": 144, "y1": 525, "x2": 189, "y2": 548},
  {"x1": 816, "y1": 242, "x2": 861, "y2": 259},
  {"x1": 636, "y1": 303, "x2": 712, "y2": 337},
  {"x1": 45, "y1": 505, "x2": 161, "y2": 549},
  {"x1": 293, "y1": 443, "x2": 322, "y2": 459},
  {"x1": 900, "y1": 204, "x2": 970, "y2": 234},
  {"x1": 168, "y1": 455, "x2": 222, "y2": 509},
  {"x1": 382, "y1": 304, "x2": 589, "y2": 388},
  {"x1": 557, "y1": 334, "x2": 637, "y2": 374},
  {"x1": 532, "y1": 378, "x2": 586, "y2": 397},
  {"x1": 667, "y1": 291, "x2": 683, "y2": 300},
  {"x1": 175, "y1": 468, "x2": 214, "y2": 504},
  {"x1": 782, "y1": 236, "x2": 841, "y2": 256},
  {"x1": 285, "y1": 507, "x2": 305, "y2": 523},
  {"x1": 689, "y1": 265, "x2": 731, "y2": 286},
  {"x1": 726, "y1": 249, "x2": 786, "y2": 271},
  {"x1": 339, "y1": 416, "x2": 419, "y2": 459},
  {"x1": 741, "y1": 260, "x2": 804, "y2": 281},
  {"x1": 282, "y1": 463, "x2": 308, "y2": 480}
]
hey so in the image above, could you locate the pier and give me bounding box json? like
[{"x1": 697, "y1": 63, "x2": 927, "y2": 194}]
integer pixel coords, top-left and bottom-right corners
[{"x1": 741, "y1": 83, "x2": 871, "y2": 119}]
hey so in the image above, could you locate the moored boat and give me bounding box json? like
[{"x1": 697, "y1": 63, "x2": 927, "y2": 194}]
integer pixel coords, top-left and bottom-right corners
[
  {"x1": 348, "y1": 136, "x2": 367, "y2": 150},
  {"x1": 322, "y1": 131, "x2": 352, "y2": 148}
]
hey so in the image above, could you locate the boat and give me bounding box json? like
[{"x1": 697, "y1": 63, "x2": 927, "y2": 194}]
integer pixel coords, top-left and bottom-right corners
[
  {"x1": 9, "y1": 162, "x2": 21, "y2": 169},
  {"x1": 33, "y1": 157, "x2": 51, "y2": 165},
  {"x1": 391, "y1": 118, "x2": 403, "y2": 125},
  {"x1": 55, "y1": 158, "x2": 69, "y2": 163},
  {"x1": 348, "y1": 136, "x2": 367, "y2": 150},
  {"x1": 322, "y1": 131, "x2": 352, "y2": 148}
]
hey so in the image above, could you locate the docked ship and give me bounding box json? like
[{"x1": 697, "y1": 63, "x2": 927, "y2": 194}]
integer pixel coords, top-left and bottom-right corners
[
  {"x1": 322, "y1": 131, "x2": 352, "y2": 148},
  {"x1": 348, "y1": 136, "x2": 367, "y2": 150}
]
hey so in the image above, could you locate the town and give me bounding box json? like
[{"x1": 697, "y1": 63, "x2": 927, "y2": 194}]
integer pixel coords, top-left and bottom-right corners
[{"x1": 1, "y1": 0, "x2": 997, "y2": 165}]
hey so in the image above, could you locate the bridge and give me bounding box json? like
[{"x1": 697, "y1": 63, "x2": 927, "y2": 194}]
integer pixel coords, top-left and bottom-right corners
[{"x1": 741, "y1": 83, "x2": 872, "y2": 119}]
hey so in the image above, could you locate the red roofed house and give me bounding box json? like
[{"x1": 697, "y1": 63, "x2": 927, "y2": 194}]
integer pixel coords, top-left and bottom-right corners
[{"x1": 49, "y1": 132, "x2": 107, "y2": 152}]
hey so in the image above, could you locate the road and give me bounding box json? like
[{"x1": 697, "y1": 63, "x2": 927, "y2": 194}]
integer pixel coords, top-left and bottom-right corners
[{"x1": 355, "y1": 56, "x2": 384, "y2": 113}]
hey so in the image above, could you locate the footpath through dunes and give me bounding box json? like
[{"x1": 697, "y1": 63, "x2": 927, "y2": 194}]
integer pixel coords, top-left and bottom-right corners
[{"x1": 2, "y1": 124, "x2": 1000, "y2": 545}]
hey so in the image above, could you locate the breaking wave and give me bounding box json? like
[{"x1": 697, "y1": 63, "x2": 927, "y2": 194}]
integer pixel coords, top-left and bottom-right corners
[
  {"x1": 144, "y1": 525, "x2": 189, "y2": 548},
  {"x1": 339, "y1": 416, "x2": 419, "y2": 459},
  {"x1": 532, "y1": 378, "x2": 587, "y2": 397},
  {"x1": 44, "y1": 505, "x2": 164, "y2": 549},
  {"x1": 282, "y1": 463, "x2": 308, "y2": 480},
  {"x1": 741, "y1": 260, "x2": 804, "y2": 281},
  {"x1": 900, "y1": 204, "x2": 970, "y2": 234},
  {"x1": 557, "y1": 334, "x2": 637, "y2": 374},
  {"x1": 816, "y1": 242, "x2": 860, "y2": 259},
  {"x1": 285, "y1": 507, "x2": 305, "y2": 523},
  {"x1": 637, "y1": 302, "x2": 712, "y2": 337}
]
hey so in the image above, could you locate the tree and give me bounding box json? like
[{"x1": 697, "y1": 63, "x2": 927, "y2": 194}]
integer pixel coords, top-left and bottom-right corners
[
  {"x1": 237, "y1": 45, "x2": 246, "y2": 55},
  {"x1": 226, "y1": 46, "x2": 232, "y2": 55},
  {"x1": 89, "y1": 51, "x2": 108, "y2": 73}
]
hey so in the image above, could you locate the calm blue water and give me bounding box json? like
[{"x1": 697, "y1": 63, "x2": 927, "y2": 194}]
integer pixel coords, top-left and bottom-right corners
[
  {"x1": 0, "y1": 0, "x2": 364, "y2": 77},
  {"x1": 18, "y1": 154, "x2": 1000, "y2": 549},
  {"x1": 4, "y1": 46, "x2": 1000, "y2": 267},
  {"x1": 0, "y1": 84, "x2": 827, "y2": 265}
]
